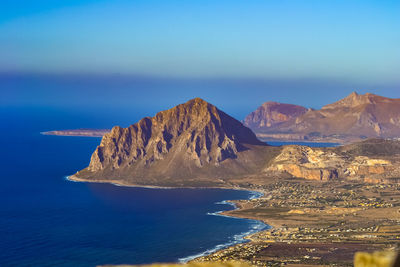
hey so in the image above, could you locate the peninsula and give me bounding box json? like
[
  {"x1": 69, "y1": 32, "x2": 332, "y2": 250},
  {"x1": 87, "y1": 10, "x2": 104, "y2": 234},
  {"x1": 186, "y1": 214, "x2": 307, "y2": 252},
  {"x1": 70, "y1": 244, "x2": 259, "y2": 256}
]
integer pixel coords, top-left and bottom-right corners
[
  {"x1": 42, "y1": 129, "x2": 110, "y2": 137},
  {"x1": 70, "y1": 97, "x2": 400, "y2": 266}
]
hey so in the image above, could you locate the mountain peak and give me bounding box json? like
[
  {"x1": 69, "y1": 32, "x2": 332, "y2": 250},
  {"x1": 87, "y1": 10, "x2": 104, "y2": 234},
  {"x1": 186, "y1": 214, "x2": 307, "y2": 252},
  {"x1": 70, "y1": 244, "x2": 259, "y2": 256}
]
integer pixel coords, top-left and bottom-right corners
[
  {"x1": 189, "y1": 97, "x2": 208, "y2": 104},
  {"x1": 181, "y1": 97, "x2": 210, "y2": 109},
  {"x1": 322, "y1": 92, "x2": 380, "y2": 109},
  {"x1": 261, "y1": 101, "x2": 279, "y2": 107},
  {"x1": 349, "y1": 91, "x2": 358, "y2": 97},
  {"x1": 75, "y1": 99, "x2": 267, "y2": 184}
]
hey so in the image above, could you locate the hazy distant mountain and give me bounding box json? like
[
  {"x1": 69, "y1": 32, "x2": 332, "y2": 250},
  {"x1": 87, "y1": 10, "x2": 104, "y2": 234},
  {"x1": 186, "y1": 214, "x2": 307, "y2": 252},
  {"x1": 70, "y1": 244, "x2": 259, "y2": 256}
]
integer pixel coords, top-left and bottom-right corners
[
  {"x1": 243, "y1": 102, "x2": 308, "y2": 129},
  {"x1": 245, "y1": 92, "x2": 400, "y2": 142},
  {"x1": 72, "y1": 98, "x2": 277, "y2": 187}
]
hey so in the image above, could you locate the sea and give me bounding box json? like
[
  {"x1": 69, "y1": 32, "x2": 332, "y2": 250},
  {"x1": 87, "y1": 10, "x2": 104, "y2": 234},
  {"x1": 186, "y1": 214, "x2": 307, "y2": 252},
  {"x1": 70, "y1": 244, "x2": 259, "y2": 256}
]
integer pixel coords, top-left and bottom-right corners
[
  {"x1": 0, "y1": 107, "x2": 268, "y2": 267},
  {"x1": 267, "y1": 141, "x2": 340, "y2": 147}
]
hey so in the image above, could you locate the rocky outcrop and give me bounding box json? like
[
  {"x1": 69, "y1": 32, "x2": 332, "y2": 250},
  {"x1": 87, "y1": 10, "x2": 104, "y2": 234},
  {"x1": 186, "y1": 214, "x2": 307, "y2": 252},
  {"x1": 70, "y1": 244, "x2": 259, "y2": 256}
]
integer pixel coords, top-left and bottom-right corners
[
  {"x1": 246, "y1": 92, "x2": 400, "y2": 142},
  {"x1": 74, "y1": 98, "x2": 273, "y2": 186},
  {"x1": 272, "y1": 164, "x2": 339, "y2": 181},
  {"x1": 265, "y1": 139, "x2": 400, "y2": 182},
  {"x1": 265, "y1": 145, "x2": 344, "y2": 181}
]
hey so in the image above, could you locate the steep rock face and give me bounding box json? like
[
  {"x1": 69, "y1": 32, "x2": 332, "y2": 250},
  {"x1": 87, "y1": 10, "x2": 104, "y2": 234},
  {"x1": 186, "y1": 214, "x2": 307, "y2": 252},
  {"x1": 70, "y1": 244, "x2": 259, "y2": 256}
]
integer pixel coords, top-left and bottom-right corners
[
  {"x1": 265, "y1": 145, "x2": 343, "y2": 181},
  {"x1": 265, "y1": 139, "x2": 400, "y2": 182},
  {"x1": 277, "y1": 164, "x2": 339, "y2": 181},
  {"x1": 243, "y1": 102, "x2": 307, "y2": 129},
  {"x1": 247, "y1": 92, "x2": 400, "y2": 141},
  {"x1": 75, "y1": 98, "x2": 271, "y2": 185}
]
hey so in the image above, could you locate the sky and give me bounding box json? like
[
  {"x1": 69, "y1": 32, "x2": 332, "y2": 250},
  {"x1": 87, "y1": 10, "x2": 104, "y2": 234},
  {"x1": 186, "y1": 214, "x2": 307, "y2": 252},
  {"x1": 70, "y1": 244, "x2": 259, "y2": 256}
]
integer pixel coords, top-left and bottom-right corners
[{"x1": 1, "y1": 0, "x2": 399, "y2": 124}]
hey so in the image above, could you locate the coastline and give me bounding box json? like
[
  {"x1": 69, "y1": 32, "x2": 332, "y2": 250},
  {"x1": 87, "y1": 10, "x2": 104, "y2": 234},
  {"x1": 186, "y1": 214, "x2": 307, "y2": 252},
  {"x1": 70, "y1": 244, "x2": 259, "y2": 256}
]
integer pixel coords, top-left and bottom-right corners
[
  {"x1": 41, "y1": 129, "x2": 109, "y2": 137},
  {"x1": 178, "y1": 208, "x2": 267, "y2": 263},
  {"x1": 41, "y1": 129, "x2": 355, "y2": 145},
  {"x1": 65, "y1": 175, "x2": 271, "y2": 263},
  {"x1": 68, "y1": 174, "x2": 258, "y2": 191},
  {"x1": 66, "y1": 174, "x2": 400, "y2": 266}
]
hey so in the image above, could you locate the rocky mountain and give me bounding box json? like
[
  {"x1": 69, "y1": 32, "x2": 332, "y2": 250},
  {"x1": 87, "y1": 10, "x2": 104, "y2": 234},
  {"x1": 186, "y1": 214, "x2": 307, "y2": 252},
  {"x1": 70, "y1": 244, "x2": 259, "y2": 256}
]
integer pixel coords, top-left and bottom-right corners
[
  {"x1": 71, "y1": 97, "x2": 400, "y2": 187},
  {"x1": 243, "y1": 102, "x2": 308, "y2": 130},
  {"x1": 72, "y1": 98, "x2": 277, "y2": 187},
  {"x1": 246, "y1": 92, "x2": 400, "y2": 142}
]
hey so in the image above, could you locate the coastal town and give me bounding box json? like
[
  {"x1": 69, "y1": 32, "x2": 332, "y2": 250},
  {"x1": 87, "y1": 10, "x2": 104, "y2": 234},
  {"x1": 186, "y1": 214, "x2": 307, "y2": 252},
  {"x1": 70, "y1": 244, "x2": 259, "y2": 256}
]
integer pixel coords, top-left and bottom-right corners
[{"x1": 193, "y1": 179, "x2": 400, "y2": 266}]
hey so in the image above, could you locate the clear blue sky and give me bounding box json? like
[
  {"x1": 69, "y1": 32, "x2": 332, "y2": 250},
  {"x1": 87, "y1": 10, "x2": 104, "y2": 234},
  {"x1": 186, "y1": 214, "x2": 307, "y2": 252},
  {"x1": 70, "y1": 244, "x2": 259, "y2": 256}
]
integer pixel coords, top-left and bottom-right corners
[
  {"x1": 1, "y1": 0, "x2": 399, "y2": 121},
  {"x1": 1, "y1": 0, "x2": 399, "y2": 81}
]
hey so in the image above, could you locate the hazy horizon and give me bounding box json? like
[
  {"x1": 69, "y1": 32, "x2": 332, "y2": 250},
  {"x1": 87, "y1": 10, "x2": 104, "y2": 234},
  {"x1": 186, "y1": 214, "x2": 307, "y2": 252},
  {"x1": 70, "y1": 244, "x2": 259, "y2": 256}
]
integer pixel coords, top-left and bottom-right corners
[
  {"x1": 1, "y1": 1, "x2": 399, "y2": 128},
  {"x1": 2, "y1": 72, "x2": 399, "y2": 122},
  {"x1": 1, "y1": 1, "x2": 399, "y2": 82}
]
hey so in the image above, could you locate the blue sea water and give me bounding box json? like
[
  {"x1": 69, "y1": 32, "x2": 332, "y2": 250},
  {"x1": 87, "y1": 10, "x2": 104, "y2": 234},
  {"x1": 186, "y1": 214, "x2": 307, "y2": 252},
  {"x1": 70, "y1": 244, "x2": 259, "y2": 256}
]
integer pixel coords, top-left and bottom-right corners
[
  {"x1": 268, "y1": 141, "x2": 340, "y2": 147},
  {"x1": 0, "y1": 108, "x2": 267, "y2": 267}
]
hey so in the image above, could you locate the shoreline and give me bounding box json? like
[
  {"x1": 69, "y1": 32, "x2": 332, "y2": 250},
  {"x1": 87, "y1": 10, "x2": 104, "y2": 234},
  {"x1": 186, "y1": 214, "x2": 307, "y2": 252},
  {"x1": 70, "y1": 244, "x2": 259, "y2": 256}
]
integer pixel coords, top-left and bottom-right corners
[
  {"x1": 65, "y1": 175, "x2": 400, "y2": 266},
  {"x1": 65, "y1": 175, "x2": 271, "y2": 263},
  {"x1": 68, "y1": 175, "x2": 258, "y2": 191},
  {"x1": 41, "y1": 129, "x2": 109, "y2": 137},
  {"x1": 42, "y1": 130, "x2": 350, "y2": 145}
]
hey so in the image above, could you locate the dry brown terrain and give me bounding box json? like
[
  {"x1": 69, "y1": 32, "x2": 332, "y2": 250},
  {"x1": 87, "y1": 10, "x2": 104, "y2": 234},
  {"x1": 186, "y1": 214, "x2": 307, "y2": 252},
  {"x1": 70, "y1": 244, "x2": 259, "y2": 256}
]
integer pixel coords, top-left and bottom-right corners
[{"x1": 193, "y1": 178, "x2": 400, "y2": 266}]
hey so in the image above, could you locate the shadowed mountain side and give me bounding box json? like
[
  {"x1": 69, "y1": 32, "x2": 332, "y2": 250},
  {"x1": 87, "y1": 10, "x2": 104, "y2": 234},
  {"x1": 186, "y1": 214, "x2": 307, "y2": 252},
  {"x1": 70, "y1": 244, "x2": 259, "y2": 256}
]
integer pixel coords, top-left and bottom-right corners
[{"x1": 72, "y1": 98, "x2": 278, "y2": 187}]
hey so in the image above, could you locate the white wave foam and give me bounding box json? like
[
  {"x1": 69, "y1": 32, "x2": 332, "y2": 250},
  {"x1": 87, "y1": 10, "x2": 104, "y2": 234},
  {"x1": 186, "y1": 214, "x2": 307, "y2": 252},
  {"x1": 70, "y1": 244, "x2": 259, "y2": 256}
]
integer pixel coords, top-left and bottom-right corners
[
  {"x1": 179, "y1": 190, "x2": 268, "y2": 263},
  {"x1": 178, "y1": 220, "x2": 268, "y2": 263},
  {"x1": 248, "y1": 191, "x2": 264, "y2": 200},
  {"x1": 64, "y1": 176, "x2": 79, "y2": 182},
  {"x1": 206, "y1": 211, "x2": 243, "y2": 219},
  {"x1": 214, "y1": 200, "x2": 236, "y2": 208}
]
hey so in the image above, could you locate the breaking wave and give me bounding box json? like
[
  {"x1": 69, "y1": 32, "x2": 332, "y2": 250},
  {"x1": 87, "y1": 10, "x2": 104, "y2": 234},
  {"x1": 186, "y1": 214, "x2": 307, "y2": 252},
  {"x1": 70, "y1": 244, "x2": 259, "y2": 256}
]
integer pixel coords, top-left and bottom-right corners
[{"x1": 178, "y1": 190, "x2": 269, "y2": 263}]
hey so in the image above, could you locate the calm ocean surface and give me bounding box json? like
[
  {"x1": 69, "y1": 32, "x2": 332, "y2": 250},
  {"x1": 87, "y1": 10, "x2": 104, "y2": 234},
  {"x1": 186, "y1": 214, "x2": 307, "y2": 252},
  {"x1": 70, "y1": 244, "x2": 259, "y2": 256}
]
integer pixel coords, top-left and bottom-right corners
[
  {"x1": 268, "y1": 141, "x2": 340, "y2": 147},
  {"x1": 0, "y1": 108, "x2": 266, "y2": 267}
]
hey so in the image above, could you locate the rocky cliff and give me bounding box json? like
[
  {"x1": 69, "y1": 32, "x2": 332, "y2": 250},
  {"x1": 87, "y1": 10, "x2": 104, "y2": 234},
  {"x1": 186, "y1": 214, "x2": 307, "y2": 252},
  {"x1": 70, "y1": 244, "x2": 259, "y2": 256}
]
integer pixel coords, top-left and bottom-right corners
[
  {"x1": 246, "y1": 92, "x2": 400, "y2": 142},
  {"x1": 73, "y1": 98, "x2": 277, "y2": 186},
  {"x1": 265, "y1": 139, "x2": 400, "y2": 182}
]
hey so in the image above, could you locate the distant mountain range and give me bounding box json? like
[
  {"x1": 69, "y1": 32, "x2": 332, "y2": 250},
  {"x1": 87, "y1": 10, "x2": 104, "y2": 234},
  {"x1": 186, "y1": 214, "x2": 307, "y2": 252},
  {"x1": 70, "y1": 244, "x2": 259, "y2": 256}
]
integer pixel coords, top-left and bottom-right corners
[
  {"x1": 244, "y1": 92, "x2": 400, "y2": 142},
  {"x1": 71, "y1": 96, "x2": 400, "y2": 186}
]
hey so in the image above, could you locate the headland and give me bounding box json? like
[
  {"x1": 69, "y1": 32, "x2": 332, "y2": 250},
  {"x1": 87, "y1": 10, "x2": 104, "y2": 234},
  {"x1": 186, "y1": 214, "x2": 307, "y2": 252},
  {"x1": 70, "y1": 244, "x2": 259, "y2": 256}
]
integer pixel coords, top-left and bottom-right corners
[{"x1": 66, "y1": 97, "x2": 400, "y2": 266}]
